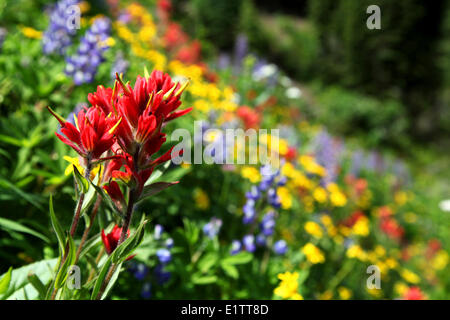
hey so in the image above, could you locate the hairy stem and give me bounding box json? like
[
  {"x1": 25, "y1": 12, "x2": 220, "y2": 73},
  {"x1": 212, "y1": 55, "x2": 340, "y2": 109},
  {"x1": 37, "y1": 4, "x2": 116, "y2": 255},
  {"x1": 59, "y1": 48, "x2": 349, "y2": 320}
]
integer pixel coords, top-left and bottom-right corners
[
  {"x1": 50, "y1": 159, "x2": 92, "y2": 300},
  {"x1": 75, "y1": 195, "x2": 102, "y2": 263},
  {"x1": 95, "y1": 188, "x2": 136, "y2": 300}
]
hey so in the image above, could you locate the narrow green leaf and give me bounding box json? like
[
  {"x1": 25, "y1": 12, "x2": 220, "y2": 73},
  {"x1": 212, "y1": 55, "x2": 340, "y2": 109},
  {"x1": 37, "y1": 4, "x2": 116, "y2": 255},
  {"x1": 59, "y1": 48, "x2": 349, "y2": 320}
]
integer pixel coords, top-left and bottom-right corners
[
  {"x1": 111, "y1": 215, "x2": 148, "y2": 264},
  {"x1": 144, "y1": 160, "x2": 171, "y2": 186},
  {"x1": 90, "y1": 254, "x2": 113, "y2": 300},
  {"x1": 49, "y1": 195, "x2": 65, "y2": 255},
  {"x1": 221, "y1": 263, "x2": 239, "y2": 279},
  {"x1": 27, "y1": 273, "x2": 47, "y2": 299},
  {"x1": 222, "y1": 252, "x2": 253, "y2": 265},
  {"x1": 54, "y1": 234, "x2": 76, "y2": 289},
  {"x1": 138, "y1": 182, "x2": 178, "y2": 202},
  {"x1": 0, "y1": 217, "x2": 49, "y2": 243},
  {"x1": 0, "y1": 267, "x2": 12, "y2": 295}
]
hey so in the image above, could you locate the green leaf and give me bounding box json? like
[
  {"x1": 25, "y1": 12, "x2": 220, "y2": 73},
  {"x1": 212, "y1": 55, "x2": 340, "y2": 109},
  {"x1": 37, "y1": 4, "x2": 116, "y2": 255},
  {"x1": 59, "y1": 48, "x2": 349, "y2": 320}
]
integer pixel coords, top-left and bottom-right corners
[
  {"x1": 0, "y1": 217, "x2": 49, "y2": 243},
  {"x1": 78, "y1": 235, "x2": 101, "y2": 260},
  {"x1": 27, "y1": 274, "x2": 47, "y2": 299},
  {"x1": 54, "y1": 234, "x2": 76, "y2": 289},
  {"x1": 0, "y1": 259, "x2": 58, "y2": 300},
  {"x1": 192, "y1": 274, "x2": 218, "y2": 285},
  {"x1": 138, "y1": 181, "x2": 178, "y2": 202},
  {"x1": 49, "y1": 195, "x2": 65, "y2": 254},
  {"x1": 0, "y1": 267, "x2": 12, "y2": 295},
  {"x1": 80, "y1": 173, "x2": 100, "y2": 217},
  {"x1": 73, "y1": 165, "x2": 89, "y2": 193},
  {"x1": 90, "y1": 254, "x2": 113, "y2": 300},
  {"x1": 197, "y1": 253, "x2": 218, "y2": 273},
  {"x1": 144, "y1": 160, "x2": 171, "y2": 186},
  {"x1": 221, "y1": 263, "x2": 239, "y2": 279},
  {"x1": 111, "y1": 215, "x2": 148, "y2": 264},
  {"x1": 222, "y1": 252, "x2": 253, "y2": 265},
  {"x1": 88, "y1": 177, "x2": 122, "y2": 216}
]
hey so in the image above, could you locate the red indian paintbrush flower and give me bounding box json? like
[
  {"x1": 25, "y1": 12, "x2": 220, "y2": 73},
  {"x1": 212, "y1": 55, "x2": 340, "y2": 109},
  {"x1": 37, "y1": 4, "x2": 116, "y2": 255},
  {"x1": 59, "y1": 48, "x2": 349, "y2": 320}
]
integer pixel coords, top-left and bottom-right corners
[
  {"x1": 101, "y1": 225, "x2": 135, "y2": 260},
  {"x1": 48, "y1": 105, "x2": 121, "y2": 160}
]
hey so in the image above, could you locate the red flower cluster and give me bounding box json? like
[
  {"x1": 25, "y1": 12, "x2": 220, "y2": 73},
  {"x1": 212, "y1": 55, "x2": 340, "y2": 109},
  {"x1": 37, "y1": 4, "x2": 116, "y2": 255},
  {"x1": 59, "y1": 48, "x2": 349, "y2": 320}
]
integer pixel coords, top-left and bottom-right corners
[
  {"x1": 379, "y1": 217, "x2": 404, "y2": 241},
  {"x1": 402, "y1": 287, "x2": 425, "y2": 300},
  {"x1": 50, "y1": 70, "x2": 191, "y2": 198},
  {"x1": 237, "y1": 105, "x2": 261, "y2": 129}
]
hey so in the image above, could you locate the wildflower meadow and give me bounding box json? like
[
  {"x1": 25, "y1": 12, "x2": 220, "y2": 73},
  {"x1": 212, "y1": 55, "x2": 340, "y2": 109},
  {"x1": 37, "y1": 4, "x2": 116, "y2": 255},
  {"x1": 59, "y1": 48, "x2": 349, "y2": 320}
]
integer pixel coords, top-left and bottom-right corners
[{"x1": 0, "y1": 0, "x2": 449, "y2": 303}]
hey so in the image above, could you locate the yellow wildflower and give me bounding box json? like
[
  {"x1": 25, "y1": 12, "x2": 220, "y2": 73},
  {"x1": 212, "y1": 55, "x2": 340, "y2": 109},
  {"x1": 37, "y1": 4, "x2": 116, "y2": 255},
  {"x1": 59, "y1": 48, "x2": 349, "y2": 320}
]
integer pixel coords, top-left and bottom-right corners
[
  {"x1": 400, "y1": 269, "x2": 420, "y2": 284},
  {"x1": 298, "y1": 155, "x2": 326, "y2": 176},
  {"x1": 274, "y1": 272, "x2": 299, "y2": 299},
  {"x1": 338, "y1": 287, "x2": 352, "y2": 300},
  {"x1": 431, "y1": 250, "x2": 449, "y2": 270},
  {"x1": 304, "y1": 221, "x2": 323, "y2": 239},
  {"x1": 330, "y1": 190, "x2": 347, "y2": 207},
  {"x1": 277, "y1": 187, "x2": 292, "y2": 210},
  {"x1": 20, "y1": 26, "x2": 42, "y2": 39},
  {"x1": 193, "y1": 188, "x2": 210, "y2": 210},
  {"x1": 394, "y1": 282, "x2": 408, "y2": 296},
  {"x1": 313, "y1": 187, "x2": 327, "y2": 203},
  {"x1": 241, "y1": 166, "x2": 261, "y2": 184},
  {"x1": 302, "y1": 243, "x2": 325, "y2": 264},
  {"x1": 346, "y1": 244, "x2": 367, "y2": 261},
  {"x1": 352, "y1": 216, "x2": 370, "y2": 236},
  {"x1": 394, "y1": 191, "x2": 408, "y2": 205}
]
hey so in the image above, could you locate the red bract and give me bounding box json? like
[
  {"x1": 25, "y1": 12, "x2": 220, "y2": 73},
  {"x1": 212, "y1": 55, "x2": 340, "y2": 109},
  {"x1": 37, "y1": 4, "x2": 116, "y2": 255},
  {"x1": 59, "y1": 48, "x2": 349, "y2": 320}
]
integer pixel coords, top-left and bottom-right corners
[
  {"x1": 48, "y1": 106, "x2": 121, "y2": 160},
  {"x1": 101, "y1": 225, "x2": 134, "y2": 260},
  {"x1": 102, "y1": 225, "x2": 127, "y2": 254},
  {"x1": 88, "y1": 85, "x2": 115, "y2": 115}
]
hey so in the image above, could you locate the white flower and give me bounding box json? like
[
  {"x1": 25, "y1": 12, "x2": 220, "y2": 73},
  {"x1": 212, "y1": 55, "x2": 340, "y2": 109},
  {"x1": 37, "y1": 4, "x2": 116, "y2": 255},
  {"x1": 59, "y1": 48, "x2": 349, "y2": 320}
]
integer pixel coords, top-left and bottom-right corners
[
  {"x1": 439, "y1": 199, "x2": 450, "y2": 212},
  {"x1": 286, "y1": 87, "x2": 302, "y2": 99}
]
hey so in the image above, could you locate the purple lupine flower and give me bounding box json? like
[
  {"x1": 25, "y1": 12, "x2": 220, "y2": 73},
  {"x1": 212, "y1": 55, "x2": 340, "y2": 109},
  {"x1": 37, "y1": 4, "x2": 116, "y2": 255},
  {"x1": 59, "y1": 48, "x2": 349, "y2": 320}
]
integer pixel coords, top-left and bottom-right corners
[
  {"x1": 156, "y1": 248, "x2": 171, "y2": 264},
  {"x1": 42, "y1": 0, "x2": 80, "y2": 55},
  {"x1": 165, "y1": 238, "x2": 174, "y2": 249},
  {"x1": 365, "y1": 151, "x2": 377, "y2": 172},
  {"x1": 243, "y1": 234, "x2": 255, "y2": 253},
  {"x1": 65, "y1": 17, "x2": 111, "y2": 85},
  {"x1": 233, "y1": 34, "x2": 248, "y2": 73},
  {"x1": 0, "y1": 28, "x2": 7, "y2": 51},
  {"x1": 245, "y1": 185, "x2": 261, "y2": 201},
  {"x1": 133, "y1": 263, "x2": 149, "y2": 281},
  {"x1": 203, "y1": 217, "x2": 223, "y2": 239},
  {"x1": 313, "y1": 129, "x2": 343, "y2": 185},
  {"x1": 217, "y1": 53, "x2": 231, "y2": 70},
  {"x1": 259, "y1": 165, "x2": 278, "y2": 191},
  {"x1": 349, "y1": 150, "x2": 364, "y2": 177},
  {"x1": 243, "y1": 199, "x2": 256, "y2": 224},
  {"x1": 230, "y1": 240, "x2": 242, "y2": 255},
  {"x1": 273, "y1": 240, "x2": 287, "y2": 255},
  {"x1": 154, "y1": 264, "x2": 171, "y2": 285},
  {"x1": 277, "y1": 175, "x2": 287, "y2": 186},
  {"x1": 141, "y1": 282, "x2": 152, "y2": 299},
  {"x1": 256, "y1": 234, "x2": 266, "y2": 247},
  {"x1": 154, "y1": 224, "x2": 163, "y2": 240},
  {"x1": 110, "y1": 51, "x2": 129, "y2": 80},
  {"x1": 260, "y1": 211, "x2": 276, "y2": 236},
  {"x1": 267, "y1": 188, "x2": 281, "y2": 209}
]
